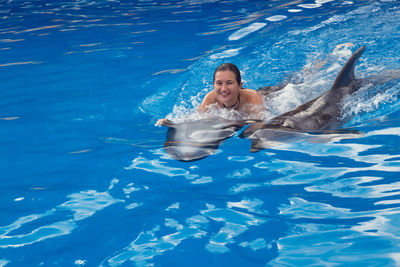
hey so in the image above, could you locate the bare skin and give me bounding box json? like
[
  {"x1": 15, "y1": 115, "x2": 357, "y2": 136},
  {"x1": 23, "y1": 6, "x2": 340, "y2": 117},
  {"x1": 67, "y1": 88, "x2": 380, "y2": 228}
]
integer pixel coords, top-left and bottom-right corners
[
  {"x1": 199, "y1": 70, "x2": 263, "y2": 113},
  {"x1": 156, "y1": 43, "x2": 356, "y2": 126},
  {"x1": 156, "y1": 70, "x2": 264, "y2": 126}
]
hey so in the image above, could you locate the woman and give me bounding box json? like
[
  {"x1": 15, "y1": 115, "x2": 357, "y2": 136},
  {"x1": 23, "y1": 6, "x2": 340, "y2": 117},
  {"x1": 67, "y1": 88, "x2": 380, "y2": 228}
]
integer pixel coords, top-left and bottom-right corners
[
  {"x1": 199, "y1": 63, "x2": 264, "y2": 114},
  {"x1": 156, "y1": 63, "x2": 264, "y2": 126}
]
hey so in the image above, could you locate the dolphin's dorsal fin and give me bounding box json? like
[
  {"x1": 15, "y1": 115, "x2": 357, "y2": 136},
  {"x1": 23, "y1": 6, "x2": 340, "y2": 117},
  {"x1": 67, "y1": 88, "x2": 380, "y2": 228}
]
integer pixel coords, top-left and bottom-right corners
[{"x1": 330, "y1": 46, "x2": 365, "y2": 91}]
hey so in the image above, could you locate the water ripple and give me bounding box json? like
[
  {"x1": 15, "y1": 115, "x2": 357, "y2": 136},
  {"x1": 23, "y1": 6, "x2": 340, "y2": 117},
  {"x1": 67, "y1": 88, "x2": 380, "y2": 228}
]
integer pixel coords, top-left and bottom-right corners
[{"x1": 0, "y1": 190, "x2": 123, "y2": 248}]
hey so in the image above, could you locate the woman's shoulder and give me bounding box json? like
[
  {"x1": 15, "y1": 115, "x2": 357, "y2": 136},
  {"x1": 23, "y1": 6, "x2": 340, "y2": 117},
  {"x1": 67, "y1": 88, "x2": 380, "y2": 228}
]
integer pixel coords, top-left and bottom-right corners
[
  {"x1": 203, "y1": 91, "x2": 216, "y2": 103},
  {"x1": 241, "y1": 89, "x2": 263, "y2": 104},
  {"x1": 242, "y1": 88, "x2": 258, "y2": 94}
]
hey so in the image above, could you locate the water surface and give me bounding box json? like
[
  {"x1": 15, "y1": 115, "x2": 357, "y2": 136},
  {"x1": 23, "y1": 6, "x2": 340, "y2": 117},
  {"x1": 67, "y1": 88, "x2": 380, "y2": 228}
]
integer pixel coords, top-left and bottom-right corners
[{"x1": 1, "y1": 0, "x2": 400, "y2": 266}]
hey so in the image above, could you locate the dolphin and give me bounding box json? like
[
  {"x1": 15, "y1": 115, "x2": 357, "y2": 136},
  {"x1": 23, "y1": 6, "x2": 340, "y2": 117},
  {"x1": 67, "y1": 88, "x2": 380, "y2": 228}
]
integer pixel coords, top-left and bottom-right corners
[
  {"x1": 240, "y1": 46, "x2": 367, "y2": 151},
  {"x1": 162, "y1": 117, "x2": 250, "y2": 162},
  {"x1": 160, "y1": 46, "x2": 400, "y2": 159}
]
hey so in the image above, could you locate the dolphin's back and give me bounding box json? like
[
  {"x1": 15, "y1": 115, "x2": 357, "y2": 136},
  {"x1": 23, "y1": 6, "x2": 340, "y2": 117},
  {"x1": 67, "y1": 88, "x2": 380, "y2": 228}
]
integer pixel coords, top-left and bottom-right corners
[
  {"x1": 242, "y1": 46, "x2": 366, "y2": 135},
  {"x1": 330, "y1": 46, "x2": 365, "y2": 92}
]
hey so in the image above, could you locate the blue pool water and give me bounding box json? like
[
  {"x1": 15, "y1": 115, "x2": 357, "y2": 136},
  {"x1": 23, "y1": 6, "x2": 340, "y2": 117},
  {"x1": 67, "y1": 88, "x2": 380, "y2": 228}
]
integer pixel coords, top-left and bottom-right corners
[{"x1": 1, "y1": 0, "x2": 400, "y2": 266}]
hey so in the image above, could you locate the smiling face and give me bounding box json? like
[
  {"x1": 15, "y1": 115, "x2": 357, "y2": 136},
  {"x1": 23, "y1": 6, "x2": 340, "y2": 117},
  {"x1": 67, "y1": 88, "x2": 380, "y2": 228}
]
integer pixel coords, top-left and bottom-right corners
[{"x1": 213, "y1": 70, "x2": 243, "y2": 107}]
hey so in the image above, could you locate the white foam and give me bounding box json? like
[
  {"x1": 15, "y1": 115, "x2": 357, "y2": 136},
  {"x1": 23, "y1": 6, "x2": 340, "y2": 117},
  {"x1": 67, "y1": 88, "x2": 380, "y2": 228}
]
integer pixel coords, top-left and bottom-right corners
[
  {"x1": 228, "y1": 22, "x2": 266, "y2": 41},
  {"x1": 266, "y1": 15, "x2": 287, "y2": 22},
  {"x1": 298, "y1": 3, "x2": 322, "y2": 8},
  {"x1": 288, "y1": 9, "x2": 302, "y2": 13},
  {"x1": 342, "y1": 87, "x2": 399, "y2": 120},
  {"x1": 264, "y1": 46, "x2": 357, "y2": 118},
  {"x1": 266, "y1": 83, "x2": 308, "y2": 116}
]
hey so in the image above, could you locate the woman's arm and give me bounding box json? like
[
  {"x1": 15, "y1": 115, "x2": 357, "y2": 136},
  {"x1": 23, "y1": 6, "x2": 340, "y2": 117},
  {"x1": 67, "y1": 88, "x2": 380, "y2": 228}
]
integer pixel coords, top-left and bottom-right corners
[
  {"x1": 155, "y1": 118, "x2": 167, "y2": 126},
  {"x1": 156, "y1": 92, "x2": 216, "y2": 126},
  {"x1": 199, "y1": 91, "x2": 215, "y2": 112}
]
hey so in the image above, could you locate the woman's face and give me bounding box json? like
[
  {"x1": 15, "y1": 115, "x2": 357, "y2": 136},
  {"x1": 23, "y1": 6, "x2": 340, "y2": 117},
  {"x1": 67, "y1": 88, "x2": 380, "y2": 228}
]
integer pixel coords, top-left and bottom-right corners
[{"x1": 213, "y1": 70, "x2": 242, "y2": 107}]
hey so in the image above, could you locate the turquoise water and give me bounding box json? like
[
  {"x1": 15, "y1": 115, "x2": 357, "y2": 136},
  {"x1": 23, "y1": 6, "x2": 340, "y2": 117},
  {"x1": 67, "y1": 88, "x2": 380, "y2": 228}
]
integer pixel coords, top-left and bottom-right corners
[{"x1": 1, "y1": 0, "x2": 400, "y2": 266}]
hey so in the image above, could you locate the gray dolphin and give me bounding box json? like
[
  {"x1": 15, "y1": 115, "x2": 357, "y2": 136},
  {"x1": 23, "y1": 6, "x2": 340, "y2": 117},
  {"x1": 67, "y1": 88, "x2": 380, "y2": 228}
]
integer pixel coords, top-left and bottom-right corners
[
  {"x1": 161, "y1": 46, "x2": 400, "y2": 159},
  {"x1": 162, "y1": 118, "x2": 250, "y2": 162},
  {"x1": 240, "y1": 46, "x2": 367, "y2": 151}
]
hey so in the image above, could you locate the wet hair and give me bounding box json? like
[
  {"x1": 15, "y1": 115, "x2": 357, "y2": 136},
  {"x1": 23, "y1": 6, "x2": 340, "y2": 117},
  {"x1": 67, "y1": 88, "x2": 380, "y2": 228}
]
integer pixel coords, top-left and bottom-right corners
[{"x1": 213, "y1": 63, "x2": 241, "y2": 85}]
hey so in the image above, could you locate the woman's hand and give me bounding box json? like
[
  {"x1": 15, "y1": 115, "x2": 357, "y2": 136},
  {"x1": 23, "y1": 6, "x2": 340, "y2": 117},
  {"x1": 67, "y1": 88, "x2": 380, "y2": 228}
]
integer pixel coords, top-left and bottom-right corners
[{"x1": 155, "y1": 118, "x2": 168, "y2": 126}]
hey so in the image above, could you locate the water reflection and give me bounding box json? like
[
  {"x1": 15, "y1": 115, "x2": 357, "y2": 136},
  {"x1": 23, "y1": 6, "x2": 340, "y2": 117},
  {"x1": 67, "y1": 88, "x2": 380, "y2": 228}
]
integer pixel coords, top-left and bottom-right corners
[
  {"x1": 0, "y1": 189, "x2": 123, "y2": 248},
  {"x1": 264, "y1": 123, "x2": 400, "y2": 265},
  {"x1": 2, "y1": 0, "x2": 400, "y2": 266}
]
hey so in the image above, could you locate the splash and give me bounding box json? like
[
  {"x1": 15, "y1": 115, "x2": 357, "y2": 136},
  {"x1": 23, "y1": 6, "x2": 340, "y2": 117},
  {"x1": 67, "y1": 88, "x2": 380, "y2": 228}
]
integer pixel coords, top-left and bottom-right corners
[
  {"x1": 263, "y1": 44, "x2": 356, "y2": 118},
  {"x1": 341, "y1": 72, "x2": 400, "y2": 124}
]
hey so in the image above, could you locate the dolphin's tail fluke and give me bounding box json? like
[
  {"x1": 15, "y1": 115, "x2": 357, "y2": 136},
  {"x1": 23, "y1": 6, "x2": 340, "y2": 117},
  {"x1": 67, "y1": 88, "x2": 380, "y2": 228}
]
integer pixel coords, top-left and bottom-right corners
[{"x1": 330, "y1": 46, "x2": 365, "y2": 92}]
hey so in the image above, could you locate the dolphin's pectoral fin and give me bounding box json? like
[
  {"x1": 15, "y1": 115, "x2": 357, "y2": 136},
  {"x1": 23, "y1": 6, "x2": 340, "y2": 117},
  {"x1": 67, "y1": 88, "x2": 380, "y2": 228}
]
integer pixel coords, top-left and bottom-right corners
[{"x1": 239, "y1": 122, "x2": 266, "y2": 138}]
